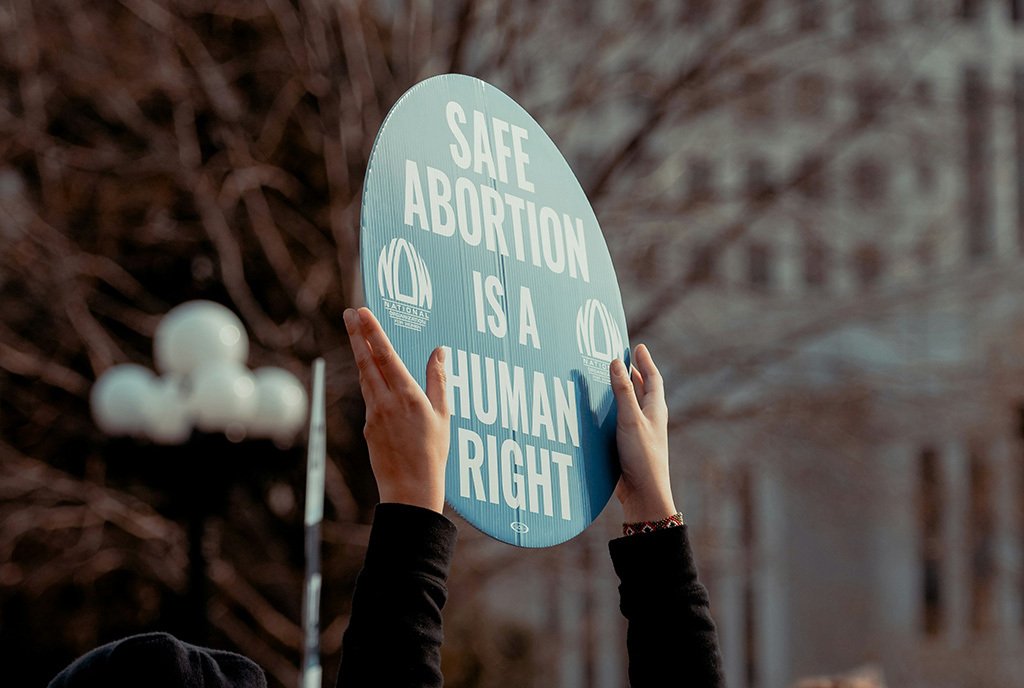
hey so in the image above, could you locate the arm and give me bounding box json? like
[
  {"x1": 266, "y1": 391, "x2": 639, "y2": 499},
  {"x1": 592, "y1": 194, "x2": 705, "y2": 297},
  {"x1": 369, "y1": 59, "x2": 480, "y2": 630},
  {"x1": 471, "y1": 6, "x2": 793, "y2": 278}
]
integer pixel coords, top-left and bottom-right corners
[
  {"x1": 607, "y1": 346, "x2": 725, "y2": 688},
  {"x1": 336, "y1": 307, "x2": 454, "y2": 688}
]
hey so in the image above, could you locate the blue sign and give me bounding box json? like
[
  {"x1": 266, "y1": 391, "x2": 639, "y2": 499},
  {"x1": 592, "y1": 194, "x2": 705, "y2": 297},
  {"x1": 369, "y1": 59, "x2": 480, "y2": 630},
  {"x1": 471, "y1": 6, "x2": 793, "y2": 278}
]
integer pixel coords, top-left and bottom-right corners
[{"x1": 361, "y1": 74, "x2": 630, "y2": 547}]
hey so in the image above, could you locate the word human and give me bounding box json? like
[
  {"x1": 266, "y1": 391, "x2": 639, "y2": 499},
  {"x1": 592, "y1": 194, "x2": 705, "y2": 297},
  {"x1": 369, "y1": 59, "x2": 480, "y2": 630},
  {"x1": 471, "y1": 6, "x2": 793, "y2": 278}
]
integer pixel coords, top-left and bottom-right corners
[
  {"x1": 443, "y1": 347, "x2": 579, "y2": 447},
  {"x1": 401, "y1": 101, "x2": 591, "y2": 283},
  {"x1": 444, "y1": 346, "x2": 581, "y2": 521}
]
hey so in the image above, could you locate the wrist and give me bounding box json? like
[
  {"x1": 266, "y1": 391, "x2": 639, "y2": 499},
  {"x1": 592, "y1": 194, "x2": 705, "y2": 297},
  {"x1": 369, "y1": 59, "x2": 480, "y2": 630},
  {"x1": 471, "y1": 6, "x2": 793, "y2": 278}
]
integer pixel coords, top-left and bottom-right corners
[
  {"x1": 378, "y1": 484, "x2": 445, "y2": 514},
  {"x1": 620, "y1": 493, "x2": 677, "y2": 523}
]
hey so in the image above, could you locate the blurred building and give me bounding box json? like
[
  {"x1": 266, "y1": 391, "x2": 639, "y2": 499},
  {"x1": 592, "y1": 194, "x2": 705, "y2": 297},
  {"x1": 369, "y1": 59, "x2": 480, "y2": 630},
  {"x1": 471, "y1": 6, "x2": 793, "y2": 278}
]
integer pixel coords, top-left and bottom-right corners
[
  {"x1": 479, "y1": 2, "x2": 1024, "y2": 687},
  {"x1": 650, "y1": 2, "x2": 1024, "y2": 687}
]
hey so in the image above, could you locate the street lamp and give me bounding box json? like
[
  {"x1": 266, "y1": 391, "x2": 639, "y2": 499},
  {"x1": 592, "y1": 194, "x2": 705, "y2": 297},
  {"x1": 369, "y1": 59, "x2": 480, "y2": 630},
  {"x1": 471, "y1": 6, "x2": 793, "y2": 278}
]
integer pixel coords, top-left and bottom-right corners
[
  {"x1": 89, "y1": 300, "x2": 310, "y2": 646},
  {"x1": 91, "y1": 300, "x2": 308, "y2": 446}
]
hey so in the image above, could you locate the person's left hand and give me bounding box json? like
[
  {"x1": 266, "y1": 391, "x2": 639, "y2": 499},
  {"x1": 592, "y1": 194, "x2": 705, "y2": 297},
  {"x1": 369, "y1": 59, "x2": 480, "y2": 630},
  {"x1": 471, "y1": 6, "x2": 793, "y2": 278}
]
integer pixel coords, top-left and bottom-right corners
[{"x1": 344, "y1": 307, "x2": 449, "y2": 513}]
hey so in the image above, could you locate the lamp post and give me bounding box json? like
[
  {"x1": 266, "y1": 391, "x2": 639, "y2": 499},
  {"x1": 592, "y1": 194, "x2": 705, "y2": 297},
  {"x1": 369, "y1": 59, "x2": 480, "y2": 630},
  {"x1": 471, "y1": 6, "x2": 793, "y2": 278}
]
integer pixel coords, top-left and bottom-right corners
[{"x1": 90, "y1": 301, "x2": 309, "y2": 643}]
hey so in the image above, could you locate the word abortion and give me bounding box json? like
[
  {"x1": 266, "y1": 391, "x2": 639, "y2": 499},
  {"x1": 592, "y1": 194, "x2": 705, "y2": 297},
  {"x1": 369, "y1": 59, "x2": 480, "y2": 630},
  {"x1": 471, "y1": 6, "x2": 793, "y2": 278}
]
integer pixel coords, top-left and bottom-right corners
[{"x1": 401, "y1": 101, "x2": 591, "y2": 283}]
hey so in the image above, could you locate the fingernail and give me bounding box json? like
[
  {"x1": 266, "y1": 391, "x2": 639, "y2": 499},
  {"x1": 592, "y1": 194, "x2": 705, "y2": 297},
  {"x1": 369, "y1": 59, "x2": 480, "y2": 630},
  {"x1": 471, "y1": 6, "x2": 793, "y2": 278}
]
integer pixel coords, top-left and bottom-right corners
[
  {"x1": 611, "y1": 358, "x2": 626, "y2": 376},
  {"x1": 437, "y1": 346, "x2": 446, "y2": 363},
  {"x1": 343, "y1": 309, "x2": 355, "y2": 330}
]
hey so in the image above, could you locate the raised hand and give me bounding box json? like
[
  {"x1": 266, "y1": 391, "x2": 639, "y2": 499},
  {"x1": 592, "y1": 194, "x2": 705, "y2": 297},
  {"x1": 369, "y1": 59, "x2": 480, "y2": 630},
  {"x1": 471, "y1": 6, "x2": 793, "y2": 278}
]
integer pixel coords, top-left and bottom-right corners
[
  {"x1": 344, "y1": 307, "x2": 449, "y2": 513},
  {"x1": 609, "y1": 344, "x2": 677, "y2": 523}
]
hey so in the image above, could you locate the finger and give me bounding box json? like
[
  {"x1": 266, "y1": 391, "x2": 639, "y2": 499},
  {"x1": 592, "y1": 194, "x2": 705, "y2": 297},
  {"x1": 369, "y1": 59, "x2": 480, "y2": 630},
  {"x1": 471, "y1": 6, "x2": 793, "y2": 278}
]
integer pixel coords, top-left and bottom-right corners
[
  {"x1": 633, "y1": 343, "x2": 663, "y2": 406},
  {"x1": 610, "y1": 358, "x2": 642, "y2": 420},
  {"x1": 357, "y1": 307, "x2": 417, "y2": 391},
  {"x1": 425, "y1": 346, "x2": 448, "y2": 416},
  {"x1": 630, "y1": 362, "x2": 646, "y2": 400},
  {"x1": 344, "y1": 308, "x2": 386, "y2": 400}
]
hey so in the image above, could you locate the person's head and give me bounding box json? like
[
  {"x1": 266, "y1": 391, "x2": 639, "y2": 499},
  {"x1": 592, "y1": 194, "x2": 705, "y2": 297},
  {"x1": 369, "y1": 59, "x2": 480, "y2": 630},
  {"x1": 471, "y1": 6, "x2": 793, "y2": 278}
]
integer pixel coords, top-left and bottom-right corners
[{"x1": 48, "y1": 632, "x2": 267, "y2": 688}]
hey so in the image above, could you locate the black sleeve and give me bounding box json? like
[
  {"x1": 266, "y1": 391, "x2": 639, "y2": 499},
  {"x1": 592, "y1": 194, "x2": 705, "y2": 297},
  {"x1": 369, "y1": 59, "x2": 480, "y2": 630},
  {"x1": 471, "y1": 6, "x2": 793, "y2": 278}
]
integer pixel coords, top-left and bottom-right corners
[
  {"x1": 609, "y1": 525, "x2": 725, "y2": 688},
  {"x1": 336, "y1": 503, "x2": 457, "y2": 688}
]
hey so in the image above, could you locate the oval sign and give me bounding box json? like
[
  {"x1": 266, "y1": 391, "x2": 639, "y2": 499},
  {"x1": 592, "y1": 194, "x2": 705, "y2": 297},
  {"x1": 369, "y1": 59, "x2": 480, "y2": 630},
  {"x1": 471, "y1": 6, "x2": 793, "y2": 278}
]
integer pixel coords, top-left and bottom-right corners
[{"x1": 361, "y1": 74, "x2": 630, "y2": 547}]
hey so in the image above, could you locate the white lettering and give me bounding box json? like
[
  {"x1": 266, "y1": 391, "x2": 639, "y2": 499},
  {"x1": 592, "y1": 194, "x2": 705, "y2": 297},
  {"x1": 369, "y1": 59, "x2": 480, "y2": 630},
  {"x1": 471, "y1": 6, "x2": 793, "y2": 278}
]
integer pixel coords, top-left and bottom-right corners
[
  {"x1": 510, "y1": 124, "x2": 534, "y2": 192},
  {"x1": 518, "y1": 286, "x2": 540, "y2": 349},
  {"x1": 480, "y1": 185, "x2": 510, "y2": 256},
  {"x1": 458, "y1": 427, "x2": 484, "y2": 500},
  {"x1": 553, "y1": 377, "x2": 579, "y2": 448},
  {"x1": 526, "y1": 445, "x2": 553, "y2": 517},
  {"x1": 552, "y1": 451, "x2": 573, "y2": 520},
  {"x1": 500, "y1": 438, "x2": 526, "y2": 509},
  {"x1": 531, "y1": 370, "x2": 555, "y2": 442},
  {"x1": 426, "y1": 166, "x2": 455, "y2": 237},
  {"x1": 470, "y1": 353, "x2": 498, "y2": 424},
  {"x1": 472, "y1": 109, "x2": 497, "y2": 179},
  {"x1": 498, "y1": 360, "x2": 529, "y2": 434},
  {"x1": 446, "y1": 101, "x2": 471, "y2": 169},
  {"x1": 403, "y1": 160, "x2": 428, "y2": 230},
  {"x1": 444, "y1": 347, "x2": 471, "y2": 420}
]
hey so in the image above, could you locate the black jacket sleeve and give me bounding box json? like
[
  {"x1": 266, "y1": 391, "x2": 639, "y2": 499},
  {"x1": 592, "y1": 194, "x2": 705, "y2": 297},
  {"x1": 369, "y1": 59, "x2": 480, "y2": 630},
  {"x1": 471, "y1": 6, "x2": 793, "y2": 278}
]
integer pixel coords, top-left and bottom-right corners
[
  {"x1": 336, "y1": 503, "x2": 457, "y2": 688},
  {"x1": 609, "y1": 525, "x2": 725, "y2": 688}
]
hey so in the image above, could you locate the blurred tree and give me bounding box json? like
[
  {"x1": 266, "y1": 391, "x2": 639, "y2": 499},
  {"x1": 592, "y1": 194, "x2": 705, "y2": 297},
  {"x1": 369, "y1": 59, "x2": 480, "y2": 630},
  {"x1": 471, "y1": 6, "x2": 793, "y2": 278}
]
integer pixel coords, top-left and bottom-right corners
[{"x1": 0, "y1": 1, "x2": 965, "y2": 686}]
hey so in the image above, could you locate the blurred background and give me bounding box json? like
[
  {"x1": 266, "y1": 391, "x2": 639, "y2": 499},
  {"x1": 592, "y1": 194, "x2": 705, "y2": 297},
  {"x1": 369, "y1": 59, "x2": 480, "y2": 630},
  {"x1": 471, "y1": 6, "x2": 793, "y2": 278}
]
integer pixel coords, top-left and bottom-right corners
[{"x1": 2, "y1": 1, "x2": 1023, "y2": 686}]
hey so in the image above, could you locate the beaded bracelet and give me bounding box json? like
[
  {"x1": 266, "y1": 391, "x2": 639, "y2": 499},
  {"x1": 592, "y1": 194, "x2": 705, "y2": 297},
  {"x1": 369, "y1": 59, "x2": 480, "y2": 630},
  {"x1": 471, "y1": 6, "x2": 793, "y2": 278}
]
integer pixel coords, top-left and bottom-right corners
[{"x1": 622, "y1": 512, "x2": 685, "y2": 536}]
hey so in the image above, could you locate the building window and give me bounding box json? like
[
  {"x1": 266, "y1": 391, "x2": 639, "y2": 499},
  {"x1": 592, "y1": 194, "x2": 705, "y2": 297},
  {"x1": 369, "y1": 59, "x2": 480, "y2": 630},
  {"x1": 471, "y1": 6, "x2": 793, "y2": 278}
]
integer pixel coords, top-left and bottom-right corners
[
  {"x1": 915, "y1": 236, "x2": 936, "y2": 270},
  {"x1": 796, "y1": 0, "x2": 824, "y2": 31},
  {"x1": 748, "y1": 241, "x2": 773, "y2": 288},
  {"x1": 853, "y1": 0, "x2": 881, "y2": 34},
  {"x1": 914, "y1": 79, "x2": 933, "y2": 108},
  {"x1": 803, "y1": 238, "x2": 829, "y2": 288},
  {"x1": 850, "y1": 157, "x2": 888, "y2": 205},
  {"x1": 964, "y1": 65, "x2": 992, "y2": 260},
  {"x1": 852, "y1": 243, "x2": 884, "y2": 287},
  {"x1": 686, "y1": 157, "x2": 716, "y2": 206},
  {"x1": 919, "y1": 447, "x2": 943, "y2": 637},
  {"x1": 853, "y1": 76, "x2": 886, "y2": 123},
  {"x1": 913, "y1": 135, "x2": 936, "y2": 193},
  {"x1": 741, "y1": 69, "x2": 776, "y2": 123},
  {"x1": 794, "y1": 73, "x2": 828, "y2": 118},
  {"x1": 747, "y1": 158, "x2": 774, "y2": 204},
  {"x1": 968, "y1": 445, "x2": 995, "y2": 631},
  {"x1": 690, "y1": 241, "x2": 718, "y2": 285},
  {"x1": 680, "y1": 0, "x2": 713, "y2": 24},
  {"x1": 736, "y1": 0, "x2": 766, "y2": 26},
  {"x1": 795, "y1": 155, "x2": 828, "y2": 200},
  {"x1": 912, "y1": 0, "x2": 934, "y2": 21},
  {"x1": 961, "y1": 0, "x2": 983, "y2": 19}
]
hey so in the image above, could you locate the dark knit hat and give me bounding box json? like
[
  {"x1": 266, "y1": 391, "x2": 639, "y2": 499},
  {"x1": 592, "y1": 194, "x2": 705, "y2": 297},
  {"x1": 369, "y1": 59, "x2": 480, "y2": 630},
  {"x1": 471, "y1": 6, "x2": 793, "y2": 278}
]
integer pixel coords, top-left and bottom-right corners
[{"x1": 47, "y1": 632, "x2": 267, "y2": 688}]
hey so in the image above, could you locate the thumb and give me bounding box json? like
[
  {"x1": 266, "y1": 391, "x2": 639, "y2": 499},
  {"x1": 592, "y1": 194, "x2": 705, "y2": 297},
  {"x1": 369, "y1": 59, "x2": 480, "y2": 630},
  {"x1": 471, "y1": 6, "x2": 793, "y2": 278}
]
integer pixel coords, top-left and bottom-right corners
[{"x1": 425, "y1": 346, "x2": 448, "y2": 416}]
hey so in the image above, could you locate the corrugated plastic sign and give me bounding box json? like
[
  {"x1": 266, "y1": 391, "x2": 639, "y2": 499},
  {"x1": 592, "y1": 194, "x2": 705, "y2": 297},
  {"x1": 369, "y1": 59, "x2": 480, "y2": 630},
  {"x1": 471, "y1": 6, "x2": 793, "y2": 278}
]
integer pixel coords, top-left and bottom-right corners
[{"x1": 360, "y1": 74, "x2": 630, "y2": 547}]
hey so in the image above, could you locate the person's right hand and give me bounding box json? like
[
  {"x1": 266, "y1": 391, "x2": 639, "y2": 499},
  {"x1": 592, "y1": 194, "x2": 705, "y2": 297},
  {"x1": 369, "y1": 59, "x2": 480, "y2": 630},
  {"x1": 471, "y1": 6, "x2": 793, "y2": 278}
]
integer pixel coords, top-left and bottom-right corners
[
  {"x1": 609, "y1": 344, "x2": 678, "y2": 523},
  {"x1": 344, "y1": 307, "x2": 449, "y2": 514}
]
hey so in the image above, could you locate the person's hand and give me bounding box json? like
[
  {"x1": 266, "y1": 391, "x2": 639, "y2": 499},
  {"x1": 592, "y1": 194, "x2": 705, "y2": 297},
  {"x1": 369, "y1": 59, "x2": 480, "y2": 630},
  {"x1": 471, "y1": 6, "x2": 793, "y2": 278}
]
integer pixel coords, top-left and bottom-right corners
[
  {"x1": 609, "y1": 344, "x2": 677, "y2": 523},
  {"x1": 344, "y1": 307, "x2": 449, "y2": 513}
]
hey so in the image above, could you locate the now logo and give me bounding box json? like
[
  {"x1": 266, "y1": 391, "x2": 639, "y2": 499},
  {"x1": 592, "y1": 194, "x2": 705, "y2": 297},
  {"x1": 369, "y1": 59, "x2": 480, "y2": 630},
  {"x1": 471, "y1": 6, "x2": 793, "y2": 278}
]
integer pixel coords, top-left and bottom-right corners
[
  {"x1": 378, "y1": 238, "x2": 433, "y2": 308},
  {"x1": 377, "y1": 238, "x2": 432, "y2": 332},
  {"x1": 576, "y1": 299, "x2": 624, "y2": 385}
]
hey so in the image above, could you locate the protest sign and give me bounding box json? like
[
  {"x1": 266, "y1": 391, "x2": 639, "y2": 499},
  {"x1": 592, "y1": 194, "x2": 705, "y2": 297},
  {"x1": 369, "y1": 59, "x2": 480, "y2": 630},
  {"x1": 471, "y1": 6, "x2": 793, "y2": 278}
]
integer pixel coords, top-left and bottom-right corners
[{"x1": 361, "y1": 74, "x2": 629, "y2": 547}]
